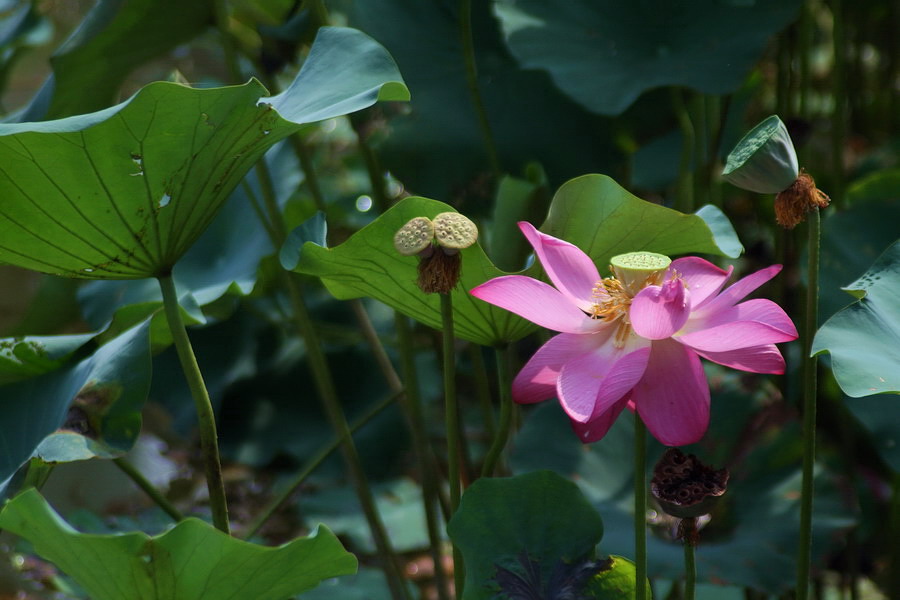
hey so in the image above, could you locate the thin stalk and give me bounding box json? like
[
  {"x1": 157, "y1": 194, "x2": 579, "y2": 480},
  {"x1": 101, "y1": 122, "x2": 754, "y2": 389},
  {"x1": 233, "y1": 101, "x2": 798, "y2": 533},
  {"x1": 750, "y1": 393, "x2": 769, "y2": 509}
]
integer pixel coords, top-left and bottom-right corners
[
  {"x1": 158, "y1": 274, "x2": 230, "y2": 534},
  {"x1": 243, "y1": 393, "x2": 398, "y2": 540},
  {"x1": 213, "y1": 0, "x2": 242, "y2": 83},
  {"x1": 671, "y1": 87, "x2": 695, "y2": 213},
  {"x1": 114, "y1": 458, "x2": 184, "y2": 523},
  {"x1": 481, "y1": 345, "x2": 512, "y2": 478},
  {"x1": 459, "y1": 0, "x2": 501, "y2": 177},
  {"x1": 441, "y1": 292, "x2": 465, "y2": 597},
  {"x1": 634, "y1": 413, "x2": 648, "y2": 600},
  {"x1": 796, "y1": 207, "x2": 821, "y2": 600},
  {"x1": 469, "y1": 344, "x2": 496, "y2": 443},
  {"x1": 798, "y1": 2, "x2": 813, "y2": 119},
  {"x1": 890, "y1": 472, "x2": 900, "y2": 600},
  {"x1": 350, "y1": 299, "x2": 403, "y2": 393},
  {"x1": 284, "y1": 273, "x2": 410, "y2": 600},
  {"x1": 831, "y1": 0, "x2": 847, "y2": 204},
  {"x1": 395, "y1": 314, "x2": 452, "y2": 600},
  {"x1": 251, "y1": 160, "x2": 410, "y2": 600},
  {"x1": 290, "y1": 136, "x2": 328, "y2": 213},
  {"x1": 682, "y1": 520, "x2": 697, "y2": 600},
  {"x1": 303, "y1": 0, "x2": 329, "y2": 28}
]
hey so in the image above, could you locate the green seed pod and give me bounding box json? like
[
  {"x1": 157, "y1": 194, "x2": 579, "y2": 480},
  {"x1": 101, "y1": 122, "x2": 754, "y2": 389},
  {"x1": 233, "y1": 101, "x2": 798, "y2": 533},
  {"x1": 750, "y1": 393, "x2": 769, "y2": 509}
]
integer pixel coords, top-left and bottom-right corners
[
  {"x1": 722, "y1": 115, "x2": 799, "y2": 194},
  {"x1": 394, "y1": 216, "x2": 435, "y2": 256}
]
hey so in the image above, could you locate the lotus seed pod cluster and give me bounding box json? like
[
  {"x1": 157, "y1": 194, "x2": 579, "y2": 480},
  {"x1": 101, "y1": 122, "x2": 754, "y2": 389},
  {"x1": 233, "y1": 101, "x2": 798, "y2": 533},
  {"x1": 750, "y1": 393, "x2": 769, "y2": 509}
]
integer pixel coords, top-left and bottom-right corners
[{"x1": 394, "y1": 212, "x2": 479, "y2": 294}]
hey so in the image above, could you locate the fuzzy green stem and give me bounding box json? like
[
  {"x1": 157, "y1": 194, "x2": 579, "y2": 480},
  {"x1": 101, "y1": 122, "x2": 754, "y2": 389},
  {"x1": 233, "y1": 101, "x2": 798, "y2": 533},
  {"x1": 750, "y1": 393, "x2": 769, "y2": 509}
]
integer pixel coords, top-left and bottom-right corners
[
  {"x1": 796, "y1": 207, "x2": 821, "y2": 600},
  {"x1": 671, "y1": 87, "x2": 695, "y2": 213},
  {"x1": 114, "y1": 458, "x2": 184, "y2": 523},
  {"x1": 285, "y1": 274, "x2": 410, "y2": 600},
  {"x1": 290, "y1": 136, "x2": 328, "y2": 213},
  {"x1": 830, "y1": 0, "x2": 846, "y2": 205},
  {"x1": 213, "y1": 0, "x2": 242, "y2": 83},
  {"x1": 243, "y1": 393, "x2": 398, "y2": 540},
  {"x1": 441, "y1": 292, "x2": 465, "y2": 597},
  {"x1": 395, "y1": 314, "x2": 452, "y2": 600},
  {"x1": 251, "y1": 159, "x2": 409, "y2": 600},
  {"x1": 303, "y1": 0, "x2": 329, "y2": 28},
  {"x1": 459, "y1": 0, "x2": 501, "y2": 177},
  {"x1": 682, "y1": 521, "x2": 696, "y2": 600},
  {"x1": 469, "y1": 344, "x2": 496, "y2": 443},
  {"x1": 481, "y1": 345, "x2": 512, "y2": 477},
  {"x1": 634, "y1": 413, "x2": 648, "y2": 600},
  {"x1": 158, "y1": 274, "x2": 230, "y2": 534},
  {"x1": 890, "y1": 472, "x2": 900, "y2": 600},
  {"x1": 350, "y1": 299, "x2": 403, "y2": 393}
]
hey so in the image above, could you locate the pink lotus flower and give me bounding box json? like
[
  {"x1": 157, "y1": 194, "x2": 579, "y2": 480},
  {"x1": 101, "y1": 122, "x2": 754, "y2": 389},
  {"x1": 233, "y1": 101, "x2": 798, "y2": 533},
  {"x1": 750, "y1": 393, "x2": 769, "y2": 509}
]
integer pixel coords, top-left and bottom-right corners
[{"x1": 470, "y1": 222, "x2": 797, "y2": 446}]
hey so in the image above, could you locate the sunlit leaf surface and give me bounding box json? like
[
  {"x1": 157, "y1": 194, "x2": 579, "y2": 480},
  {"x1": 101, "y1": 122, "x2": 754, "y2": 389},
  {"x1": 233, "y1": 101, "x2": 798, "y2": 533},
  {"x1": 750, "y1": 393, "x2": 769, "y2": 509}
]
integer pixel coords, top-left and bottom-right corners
[{"x1": 0, "y1": 488, "x2": 357, "y2": 600}]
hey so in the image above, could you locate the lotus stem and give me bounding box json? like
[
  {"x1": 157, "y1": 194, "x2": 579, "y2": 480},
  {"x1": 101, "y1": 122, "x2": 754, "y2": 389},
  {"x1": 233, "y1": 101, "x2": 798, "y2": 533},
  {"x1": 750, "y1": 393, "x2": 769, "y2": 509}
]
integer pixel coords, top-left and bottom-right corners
[
  {"x1": 441, "y1": 291, "x2": 465, "y2": 597},
  {"x1": 158, "y1": 273, "x2": 230, "y2": 534},
  {"x1": 459, "y1": 0, "x2": 501, "y2": 178},
  {"x1": 682, "y1": 519, "x2": 697, "y2": 600},
  {"x1": 243, "y1": 392, "x2": 398, "y2": 540},
  {"x1": 113, "y1": 457, "x2": 184, "y2": 523},
  {"x1": 671, "y1": 87, "x2": 695, "y2": 213},
  {"x1": 796, "y1": 206, "x2": 821, "y2": 600},
  {"x1": 481, "y1": 345, "x2": 512, "y2": 477},
  {"x1": 634, "y1": 413, "x2": 648, "y2": 600},
  {"x1": 395, "y1": 314, "x2": 452, "y2": 600}
]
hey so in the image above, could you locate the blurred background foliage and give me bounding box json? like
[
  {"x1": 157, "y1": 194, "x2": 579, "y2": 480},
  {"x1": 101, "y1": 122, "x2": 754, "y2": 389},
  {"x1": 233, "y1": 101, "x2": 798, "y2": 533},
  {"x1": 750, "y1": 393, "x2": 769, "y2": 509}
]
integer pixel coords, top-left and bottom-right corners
[{"x1": 0, "y1": 0, "x2": 897, "y2": 598}]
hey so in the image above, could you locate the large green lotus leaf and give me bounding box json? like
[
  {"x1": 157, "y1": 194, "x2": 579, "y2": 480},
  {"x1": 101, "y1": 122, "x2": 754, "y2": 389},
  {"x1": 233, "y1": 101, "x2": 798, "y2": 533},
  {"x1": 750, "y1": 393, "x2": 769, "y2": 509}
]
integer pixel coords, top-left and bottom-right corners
[
  {"x1": 812, "y1": 239, "x2": 900, "y2": 397},
  {"x1": 0, "y1": 488, "x2": 357, "y2": 600},
  {"x1": 843, "y1": 393, "x2": 900, "y2": 473},
  {"x1": 41, "y1": 0, "x2": 214, "y2": 120},
  {"x1": 0, "y1": 321, "x2": 150, "y2": 486},
  {"x1": 447, "y1": 470, "x2": 606, "y2": 600},
  {"x1": 346, "y1": 0, "x2": 623, "y2": 202},
  {"x1": 493, "y1": 0, "x2": 801, "y2": 116},
  {"x1": 818, "y1": 170, "x2": 900, "y2": 322},
  {"x1": 293, "y1": 196, "x2": 534, "y2": 346},
  {"x1": 538, "y1": 175, "x2": 742, "y2": 269},
  {"x1": 0, "y1": 332, "x2": 95, "y2": 385},
  {"x1": 0, "y1": 26, "x2": 407, "y2": 280},
  {"x1": 76, "y1": 140, "x2": 304, "y2": 341}
]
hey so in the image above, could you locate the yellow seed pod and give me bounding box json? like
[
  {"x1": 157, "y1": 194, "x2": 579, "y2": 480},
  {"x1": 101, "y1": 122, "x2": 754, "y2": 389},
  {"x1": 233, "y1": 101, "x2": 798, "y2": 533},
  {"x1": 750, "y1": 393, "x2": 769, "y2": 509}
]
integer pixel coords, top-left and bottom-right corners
[
  {"x1": 432, "y1": 212, "x2": 478, "y2": 251},
  {"x1": 394, "y1": 217, "x2": 435, "y2": 256}
]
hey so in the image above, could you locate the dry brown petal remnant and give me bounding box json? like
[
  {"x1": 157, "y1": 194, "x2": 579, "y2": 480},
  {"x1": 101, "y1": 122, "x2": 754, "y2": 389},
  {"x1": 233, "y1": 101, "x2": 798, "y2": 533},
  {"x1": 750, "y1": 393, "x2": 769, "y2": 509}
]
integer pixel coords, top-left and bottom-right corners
[
  {"x1": 417, "y1": 249, "x2": 461, "y2": 295},
  {"x1": 774, "y1": 169, "x2": 830, "y2": 229}
]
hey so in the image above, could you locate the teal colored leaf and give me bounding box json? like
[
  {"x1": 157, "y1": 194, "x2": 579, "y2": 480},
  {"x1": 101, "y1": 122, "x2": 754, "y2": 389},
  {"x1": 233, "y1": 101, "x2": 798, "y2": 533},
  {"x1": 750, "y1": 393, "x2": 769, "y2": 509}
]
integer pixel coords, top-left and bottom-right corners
[
  {"x1": 0, "y1": 332, "x2": 94, "y2": 385},
  {"x1": 293, "y1": 196, "x2": 534, "y2": 346},
  {"x1": 812, "y1": 239, "x2": 900, "y2": 397},
  {"x1": 0, "y1": 321, "x2": 151, "y2": 485},
  {"x1": 844, "y1": 394, "x2": 900, "y2": 473},
  {"x1": 447, "y1": 470, "x2": 605, "y2": 600},
  {"x1": 493, "y1": 0, "x2": 801, "y2": 116},
  {"x1": 281, "y1": 211, "x2": 328, "y2": 270},
  {"x1": 0, "y1": 488, "x2": 357, "y2": 600},
  {"x1": 818, "y1": 170, "x2": 900, "y2": 322},
  {"x1": 346, "y1": 0, "x2": 623, "y2": 201},
  {"x1": 294, "y1": 176, "x2": 740, "y2": 346},
  {"x1": 42, "y1": 0, "x2": 214, "y2": 120},
  {"x1": 538, "y1": 175, "x2": 742, "y2": 269},
  {"x1": 0, "y1": 27, "x2": 407, "y2": 280}
]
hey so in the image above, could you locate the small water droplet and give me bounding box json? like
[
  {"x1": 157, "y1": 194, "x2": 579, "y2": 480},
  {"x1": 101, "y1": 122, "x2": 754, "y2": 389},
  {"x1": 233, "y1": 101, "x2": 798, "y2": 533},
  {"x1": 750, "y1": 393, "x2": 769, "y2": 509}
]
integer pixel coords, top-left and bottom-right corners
[
  {"x1": 159, "y1": 193, "x2": 171, "y2": 208},
  {"x1": 83, "y1": 268, "x2": 94, "y2": 273}
]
